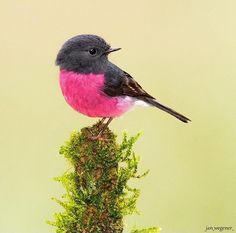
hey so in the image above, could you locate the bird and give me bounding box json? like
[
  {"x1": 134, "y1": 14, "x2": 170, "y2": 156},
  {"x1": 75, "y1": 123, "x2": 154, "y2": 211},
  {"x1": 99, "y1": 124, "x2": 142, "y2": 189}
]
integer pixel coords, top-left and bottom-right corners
[{"x1": 56, "y1": 34, "x2": 190, "y2": 137}]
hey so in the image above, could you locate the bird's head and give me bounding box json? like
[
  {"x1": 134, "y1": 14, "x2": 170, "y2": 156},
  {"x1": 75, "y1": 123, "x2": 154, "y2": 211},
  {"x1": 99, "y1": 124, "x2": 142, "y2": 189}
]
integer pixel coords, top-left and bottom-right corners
[{"x1": 56, "y1": 34, "x2": 121, "y2": 74}]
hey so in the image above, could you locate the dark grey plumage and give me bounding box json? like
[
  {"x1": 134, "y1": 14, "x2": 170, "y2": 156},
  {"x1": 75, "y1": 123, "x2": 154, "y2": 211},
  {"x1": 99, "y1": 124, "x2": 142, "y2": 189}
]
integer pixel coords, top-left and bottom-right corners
[{"x1": 56, "y1": 34, "x2": 110, "y2": 73}]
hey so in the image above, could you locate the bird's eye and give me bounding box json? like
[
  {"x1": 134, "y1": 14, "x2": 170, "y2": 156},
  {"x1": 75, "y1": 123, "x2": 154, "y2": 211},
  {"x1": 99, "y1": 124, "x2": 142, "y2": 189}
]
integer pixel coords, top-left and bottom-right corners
[{"x1": 88, "y1": 48, "x2": 97, "y2": 56}]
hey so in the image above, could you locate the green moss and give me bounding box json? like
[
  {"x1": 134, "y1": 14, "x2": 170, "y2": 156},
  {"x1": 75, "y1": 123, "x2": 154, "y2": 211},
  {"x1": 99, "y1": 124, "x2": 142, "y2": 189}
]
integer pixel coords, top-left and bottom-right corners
[{"x1": 48, "y1": 121, "x2": 160, "y2": 233}]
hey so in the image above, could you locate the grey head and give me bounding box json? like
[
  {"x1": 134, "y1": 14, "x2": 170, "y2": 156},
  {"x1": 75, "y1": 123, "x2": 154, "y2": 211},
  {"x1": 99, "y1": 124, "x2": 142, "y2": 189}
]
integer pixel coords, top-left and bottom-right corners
[{"x1": 56, "y1": 34, "x2": 121, "y2": 74}]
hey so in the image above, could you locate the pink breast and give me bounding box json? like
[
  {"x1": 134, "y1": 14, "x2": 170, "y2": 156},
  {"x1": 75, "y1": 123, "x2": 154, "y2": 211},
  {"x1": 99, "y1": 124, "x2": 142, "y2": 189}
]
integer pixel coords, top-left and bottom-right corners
[{"x1": 59, "y1": 70, "x2": 134, "y2": 118}]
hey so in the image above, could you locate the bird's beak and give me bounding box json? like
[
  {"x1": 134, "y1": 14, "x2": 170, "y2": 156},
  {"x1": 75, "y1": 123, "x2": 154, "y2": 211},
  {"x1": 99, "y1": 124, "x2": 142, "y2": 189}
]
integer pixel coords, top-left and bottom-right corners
[{"x1": 104, "y1": 47, "x2": 121, "y2": 55}]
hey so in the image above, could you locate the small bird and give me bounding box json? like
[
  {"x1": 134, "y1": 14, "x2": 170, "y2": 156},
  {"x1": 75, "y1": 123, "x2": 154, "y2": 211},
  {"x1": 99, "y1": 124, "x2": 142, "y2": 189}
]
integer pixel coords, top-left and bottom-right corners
[{"x1": 56, "y1": 34, "x2": 190, "y2": 136}]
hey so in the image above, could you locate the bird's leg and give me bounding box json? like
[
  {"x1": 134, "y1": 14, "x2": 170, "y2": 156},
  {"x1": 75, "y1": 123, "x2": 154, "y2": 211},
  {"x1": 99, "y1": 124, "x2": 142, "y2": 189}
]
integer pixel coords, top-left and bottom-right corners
[
  {"x1": 101, "y1": 117, "x2": 106, "y2": 123},
  {"x1": 90, "y1": 118, "x2": 113, "y2": 141},
  {"x1": 97, "y1": 117, "x2": 113, "y2": 136},
  {"x1": 102, "y1": 117, "x2": 113, "y2": 130},
  {"x1": 97, "y1": 117, "x2": 113, "y2": 138},
  {"x1": 97, "y1": 117, "x2": 106, "y2": 129},
  {"x1": 87, "y1": 118, "x2": 106, "y2": 135}
]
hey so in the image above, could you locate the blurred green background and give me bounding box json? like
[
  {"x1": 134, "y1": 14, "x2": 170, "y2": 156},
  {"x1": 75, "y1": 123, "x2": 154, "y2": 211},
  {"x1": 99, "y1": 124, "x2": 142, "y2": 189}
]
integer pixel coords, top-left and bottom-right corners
[{"x1": 0, "y1": 1, "x2": 235, "y2": 232}]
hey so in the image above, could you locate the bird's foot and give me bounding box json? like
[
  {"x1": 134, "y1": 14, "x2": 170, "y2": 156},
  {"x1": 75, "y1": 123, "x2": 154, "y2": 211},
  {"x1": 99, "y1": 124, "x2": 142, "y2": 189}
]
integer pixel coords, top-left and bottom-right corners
[
  {"x1": 89, "y1": 134, "x2": 110, "y2": 142},
  {"x1": 85, "y1": 126, "x2": 110, "y2": 141},
  {"x1": 85, "y1": 118, "x2": 113, "y2": 141}
]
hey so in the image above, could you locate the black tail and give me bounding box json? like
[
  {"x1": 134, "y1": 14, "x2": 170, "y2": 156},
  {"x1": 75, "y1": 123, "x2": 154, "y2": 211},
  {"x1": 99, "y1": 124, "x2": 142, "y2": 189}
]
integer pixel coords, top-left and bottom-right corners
[{"x1": 145, "y1": 98, "x2": 191, "y2": 123}]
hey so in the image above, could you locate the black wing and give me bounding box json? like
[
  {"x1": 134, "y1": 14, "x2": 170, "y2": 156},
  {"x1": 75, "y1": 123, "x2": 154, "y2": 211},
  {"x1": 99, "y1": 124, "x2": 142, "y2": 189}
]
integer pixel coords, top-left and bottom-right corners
[
  {"x1": 103, "y1": 63, "x2": 155, "y2": 100},
  {"x1": 103, "y1": 63, "x2": 191, "y2": 123}
]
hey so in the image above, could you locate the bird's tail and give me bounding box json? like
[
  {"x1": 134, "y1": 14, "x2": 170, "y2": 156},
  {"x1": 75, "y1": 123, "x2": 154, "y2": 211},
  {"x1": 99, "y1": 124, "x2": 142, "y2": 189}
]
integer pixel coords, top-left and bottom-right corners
[{"x1": 145, "y1": 98, "x2": 191, "y2": 123}]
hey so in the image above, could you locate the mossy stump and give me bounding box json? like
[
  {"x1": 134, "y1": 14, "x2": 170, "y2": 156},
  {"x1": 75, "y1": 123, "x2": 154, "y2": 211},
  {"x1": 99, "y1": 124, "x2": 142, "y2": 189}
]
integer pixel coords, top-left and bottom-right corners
[{"x1": 49, "y1": 121, "x2": 160, "y2": 233}]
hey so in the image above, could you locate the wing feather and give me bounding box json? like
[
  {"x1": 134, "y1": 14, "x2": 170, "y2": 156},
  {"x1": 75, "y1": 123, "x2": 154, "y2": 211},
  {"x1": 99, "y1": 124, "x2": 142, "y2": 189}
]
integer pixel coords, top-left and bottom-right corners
[{"x1": 103, "y1": 66, "x2": 154, "y2": 100}]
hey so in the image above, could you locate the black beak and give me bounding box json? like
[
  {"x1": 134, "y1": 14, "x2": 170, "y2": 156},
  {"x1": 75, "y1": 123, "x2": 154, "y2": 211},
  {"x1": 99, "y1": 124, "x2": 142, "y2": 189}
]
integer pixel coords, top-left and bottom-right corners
[{"x1": 104, "y1": 47, "x2": 121, "y2": 55}]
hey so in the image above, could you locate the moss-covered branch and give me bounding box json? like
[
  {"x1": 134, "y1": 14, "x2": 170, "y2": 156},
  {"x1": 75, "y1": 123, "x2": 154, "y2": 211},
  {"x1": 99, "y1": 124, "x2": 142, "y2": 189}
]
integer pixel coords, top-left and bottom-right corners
[{"x1": 48, "y1": 121, "x2": 160, "y2": 233}]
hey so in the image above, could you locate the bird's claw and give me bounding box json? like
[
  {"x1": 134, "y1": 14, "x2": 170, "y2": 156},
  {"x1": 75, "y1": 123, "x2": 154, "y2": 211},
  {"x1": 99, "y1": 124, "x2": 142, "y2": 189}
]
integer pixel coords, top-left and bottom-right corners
[
  {"x1": 89, "y1": 135, "x2": 110, "y2": 142},
  {"x1": 86, "y1": 126, "x2": 109, "y2": 141}
]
